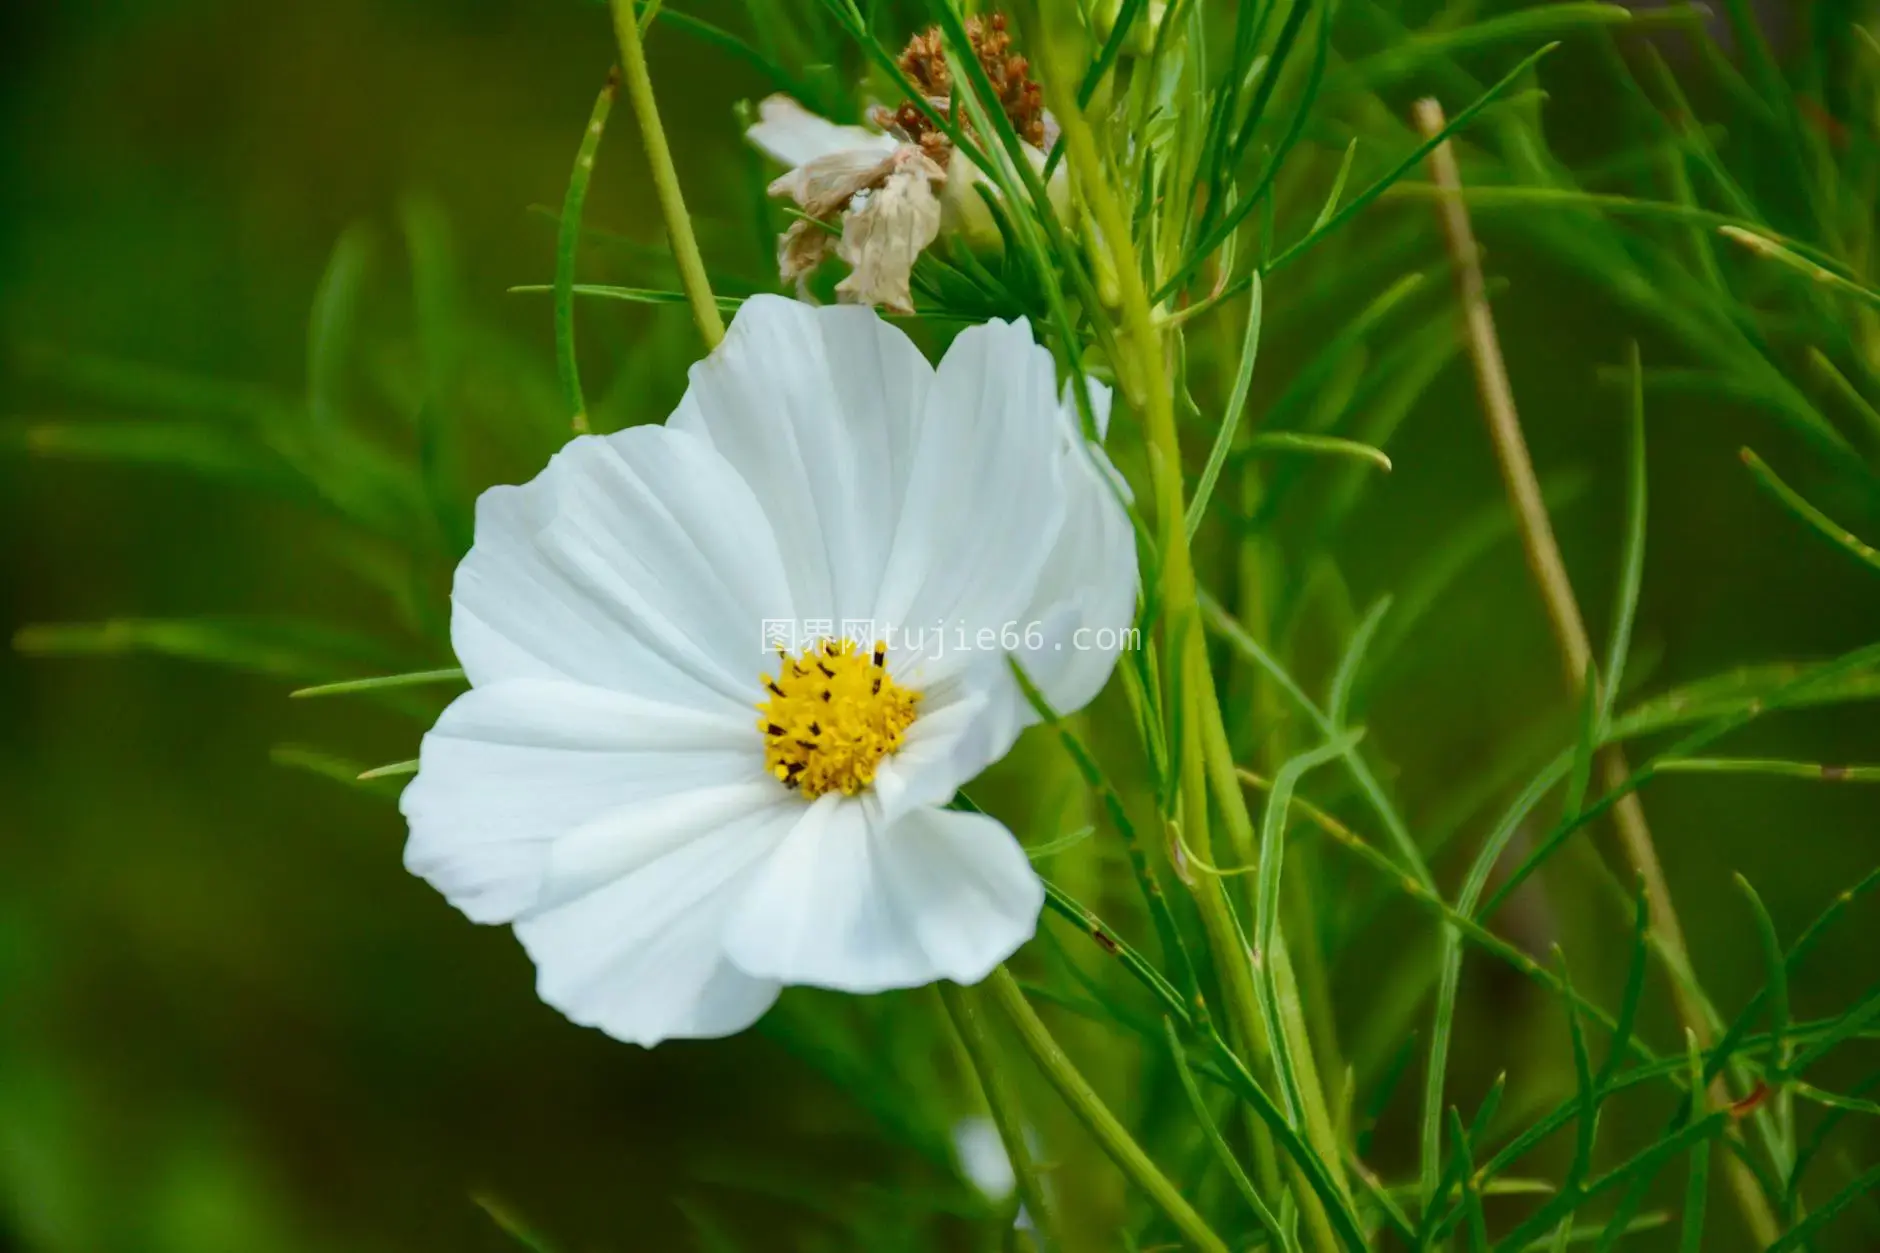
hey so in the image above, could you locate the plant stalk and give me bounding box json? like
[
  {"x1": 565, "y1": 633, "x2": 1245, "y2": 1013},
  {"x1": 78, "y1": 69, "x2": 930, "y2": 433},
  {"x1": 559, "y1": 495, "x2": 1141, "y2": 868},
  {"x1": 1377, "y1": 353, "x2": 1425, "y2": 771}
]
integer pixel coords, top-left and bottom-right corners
[
  {"x1": 984, "y1": 967, "x2": 1230, "y2": 1253},
  {"x1": 1034, "y1": 7, "x2": 1351, "y2": 1246},
  {"x1": 1413, "y1": 96, "x2": 1780, "y2": 1247},
  {"x1": 938, "y1": 981, "x2": 1062, "y2": 1249},
  {"x1": 609, "y1": 0, "x2": 726, "y2": 350}
]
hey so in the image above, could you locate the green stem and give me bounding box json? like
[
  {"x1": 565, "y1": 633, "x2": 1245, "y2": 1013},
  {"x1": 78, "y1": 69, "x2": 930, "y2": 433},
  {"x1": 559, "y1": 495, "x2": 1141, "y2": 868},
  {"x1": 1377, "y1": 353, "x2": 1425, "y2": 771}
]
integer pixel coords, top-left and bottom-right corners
[
  {"x1": 1196, "y1": 660, "x2": 1352, "y2": 1253},
  {"x1": 937, "y1": 982, "x2": 1062, "y2": 1249},
  {"x1": 1034, "y1": 8, "x2": 1349, "y2": 1247},
  {"x1": 984, "y1": 967, "x2": 1231, "y2": 1253},
  {"x1": 556, "y1": 69, "x2": 619, "y2": 433},
  {"x1": 608, "y1": 0, "x2": 725, "y2": 350}
]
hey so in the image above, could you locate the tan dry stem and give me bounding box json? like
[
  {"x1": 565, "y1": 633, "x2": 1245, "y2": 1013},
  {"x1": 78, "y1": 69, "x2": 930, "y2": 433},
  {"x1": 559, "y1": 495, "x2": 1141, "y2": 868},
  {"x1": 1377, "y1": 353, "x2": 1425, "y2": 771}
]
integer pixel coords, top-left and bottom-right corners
[{"x1": 1413, "y1": 96, "x2": 1781, "y2": 1248}]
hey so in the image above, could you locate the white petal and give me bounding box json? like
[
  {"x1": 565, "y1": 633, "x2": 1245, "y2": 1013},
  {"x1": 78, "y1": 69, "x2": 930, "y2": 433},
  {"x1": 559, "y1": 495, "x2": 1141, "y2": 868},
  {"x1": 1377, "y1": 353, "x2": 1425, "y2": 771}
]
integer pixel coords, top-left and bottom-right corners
[
  {"x1": 400, "y1": 679, "x2": 762, "y2": 925},
  {"x1": 723, "y1": 799, "x2": 1043, "y2": 992},
  {"x1": 515, "y1": 804, "x2": 796, "y2": 1046},
  {"x1": 1008, "y1": 378, "x2": 1138, "y2": 715},
  {"x1": 747, "y1": 95, "x2": 897, "y2": 168},
  {"x1": 671, "y1": 295, "x2": 935, "y2": 628},
  {"x1": 869, "y1": 677, "x2": 999, "y2": 824},
  {"x1": 872, "y1": 318, "x2": 1069, "y2": 687},
  {"x1": 450, "y1": 425, "x2": 794, "y2": 705}
]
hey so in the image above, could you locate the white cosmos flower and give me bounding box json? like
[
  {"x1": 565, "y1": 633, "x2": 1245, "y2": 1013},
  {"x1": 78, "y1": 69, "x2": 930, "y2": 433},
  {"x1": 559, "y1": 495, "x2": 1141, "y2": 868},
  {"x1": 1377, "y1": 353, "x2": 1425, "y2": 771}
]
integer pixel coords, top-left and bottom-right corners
[{"x1": 399, "y1": 295, "x2": 1137, "y2": 1047}]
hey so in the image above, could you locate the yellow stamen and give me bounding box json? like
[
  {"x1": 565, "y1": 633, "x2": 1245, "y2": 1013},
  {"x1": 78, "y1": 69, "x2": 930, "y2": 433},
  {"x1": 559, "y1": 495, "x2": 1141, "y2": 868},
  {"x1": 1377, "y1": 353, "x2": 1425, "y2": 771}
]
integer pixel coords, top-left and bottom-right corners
[{"x1": 756, "y1": 638, "x2": 919, "y2": 799}]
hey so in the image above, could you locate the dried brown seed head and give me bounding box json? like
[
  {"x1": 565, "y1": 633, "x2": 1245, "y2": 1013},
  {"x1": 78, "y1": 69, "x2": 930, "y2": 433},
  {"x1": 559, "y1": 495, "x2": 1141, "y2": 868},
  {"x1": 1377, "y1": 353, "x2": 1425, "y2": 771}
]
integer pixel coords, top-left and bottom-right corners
[{"x1": 895, "y1": 14, "x2": 1046, "y2": 150}]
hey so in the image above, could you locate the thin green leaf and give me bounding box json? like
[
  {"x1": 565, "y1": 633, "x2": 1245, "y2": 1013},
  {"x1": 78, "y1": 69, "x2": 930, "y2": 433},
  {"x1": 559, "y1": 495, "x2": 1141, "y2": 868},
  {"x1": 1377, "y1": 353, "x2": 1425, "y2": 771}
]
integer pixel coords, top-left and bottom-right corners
[
  {"x1": 358, "y1": 759, "x2": 419, "y2": 781},
  {"x1": 1718, "y1": 223, "x2": 1880, "y2": 309},
  {"x1": 1243, "y1": 432, "x2": 1394, "y2": 471},
  {"x1": 1598, "y1": 881, "x2": 1652, "y2": 1090},
  {"x1": 1357, "y1": 1030, "x2": 1418, "y2": 1158},
  {"x1": 1447, "y1": 1108, "x2": 1490, "y2": 1253},
  {"x1": 1163, "y1": 1017, "x2": 1290, "y2": 1250},
  {"x1": 1312, "y1": 140, "x2": 1360, "y2": 232},
  {"x1": 1744, "y1": 877, "x2": 1795, "y2": 1091},
  {"x1": 1251, "y1": 729, "x2": 1362, "y2": 1133},
  {"x1": 1561, "y1": 952, "x2": 1602, "y2": 1185},
  {"x1": 511, "y1": 282, "x2": 746, "y2": 314},
  {"x1": 1792, "y1": 1081, "x2": 1880, "y2": 1116},
  {"x1": 473, "y1": 1194, "x2": 565, "y2": 1253},
  {"x1": 15, "y1": 617, "x2": 406, "y2": 684},
  {"x1": 1601, "y1": 343, "x2": 1648, "y2": 733},
  {"x1": 556, "y1": 71, "x2": 620, "y2": 433},
  {"x1": 1739, "y1": 446, "x2": 1880, "y2": 575},
  {"x1": 1078, "y1": 0, "x2": 1150, "y2": 107},
  {"x1": 1678, "y1": 1032, "x2": 1710, "y2": 1253},
  {"x1": 1655, "y1": 757, "x2": 1880, "y2": 782},
  {"x1": 291, "y1": 667, "x2": 466, "y2": 698},
  {"x1": 1766, "y1": 1164, "x2": 1880, "y2": 1252},
  {"x1": 1185, "y1": 270, "x2": 1264, "y2": 540},
  {"x1": 1342, "y1": 5, "x2": 1661, "y2": 90},
  {"x1": 14, "y1": 418, "x2": 303, "y2": 495},
  {"x1": 1328, "y1": 596, "x2": 1391, "y2": 727},
  {"x1": 307, "y1": 223, "x2": 372, "y2": 429},
  {"x1": 1025, "y1": 824, "x2": 1097, "y2": 862},
  {"x1": 1784, "y1": 983, "x2": 1880, "y2": 1077},
  {"x1": 1264, "y1": 45, "x2": 1562, "y2": 278},
  {"x1": 660, "y1": 9, "x2": 817, "y2": 102},
  {"x1": 1806, "y1": 347, "x2": 1880, "y2": 450},
  {"x1": 270, "y1": 745, "x2": 385, "y2": 792}
]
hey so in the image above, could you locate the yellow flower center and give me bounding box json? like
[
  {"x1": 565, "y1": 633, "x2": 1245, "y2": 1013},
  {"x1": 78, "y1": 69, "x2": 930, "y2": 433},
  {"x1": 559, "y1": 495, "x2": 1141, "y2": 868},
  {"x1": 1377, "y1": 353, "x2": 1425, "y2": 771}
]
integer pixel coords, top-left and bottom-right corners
[{"x1": 757, "y1": 638, "x2": 919, "y2": 799}]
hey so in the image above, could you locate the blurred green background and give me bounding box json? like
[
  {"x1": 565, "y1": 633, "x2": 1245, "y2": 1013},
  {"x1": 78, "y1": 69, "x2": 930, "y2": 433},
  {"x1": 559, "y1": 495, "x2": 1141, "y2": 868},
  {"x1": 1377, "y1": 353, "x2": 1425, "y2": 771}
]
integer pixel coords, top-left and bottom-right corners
[{"x1": 3, "y1": 2, "x2": 1876, "y2": 1250}]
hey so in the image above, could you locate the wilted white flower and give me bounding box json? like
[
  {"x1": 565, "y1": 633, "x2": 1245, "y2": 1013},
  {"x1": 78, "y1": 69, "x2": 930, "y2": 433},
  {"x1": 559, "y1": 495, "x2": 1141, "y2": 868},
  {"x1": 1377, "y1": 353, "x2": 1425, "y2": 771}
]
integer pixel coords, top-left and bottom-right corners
[
  {"x1": 834, "y1": 147, "x2": 948, "y2": 312},
  {"x1": 748, "y1": 97, "x2": 946, "y2": 314},
  {"x1": 400, "y1": 296, "x2": 1137, "y2": 1047},
  {"x1": 746, "y1": 16, "x2": 1068, "y2": 311}
]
